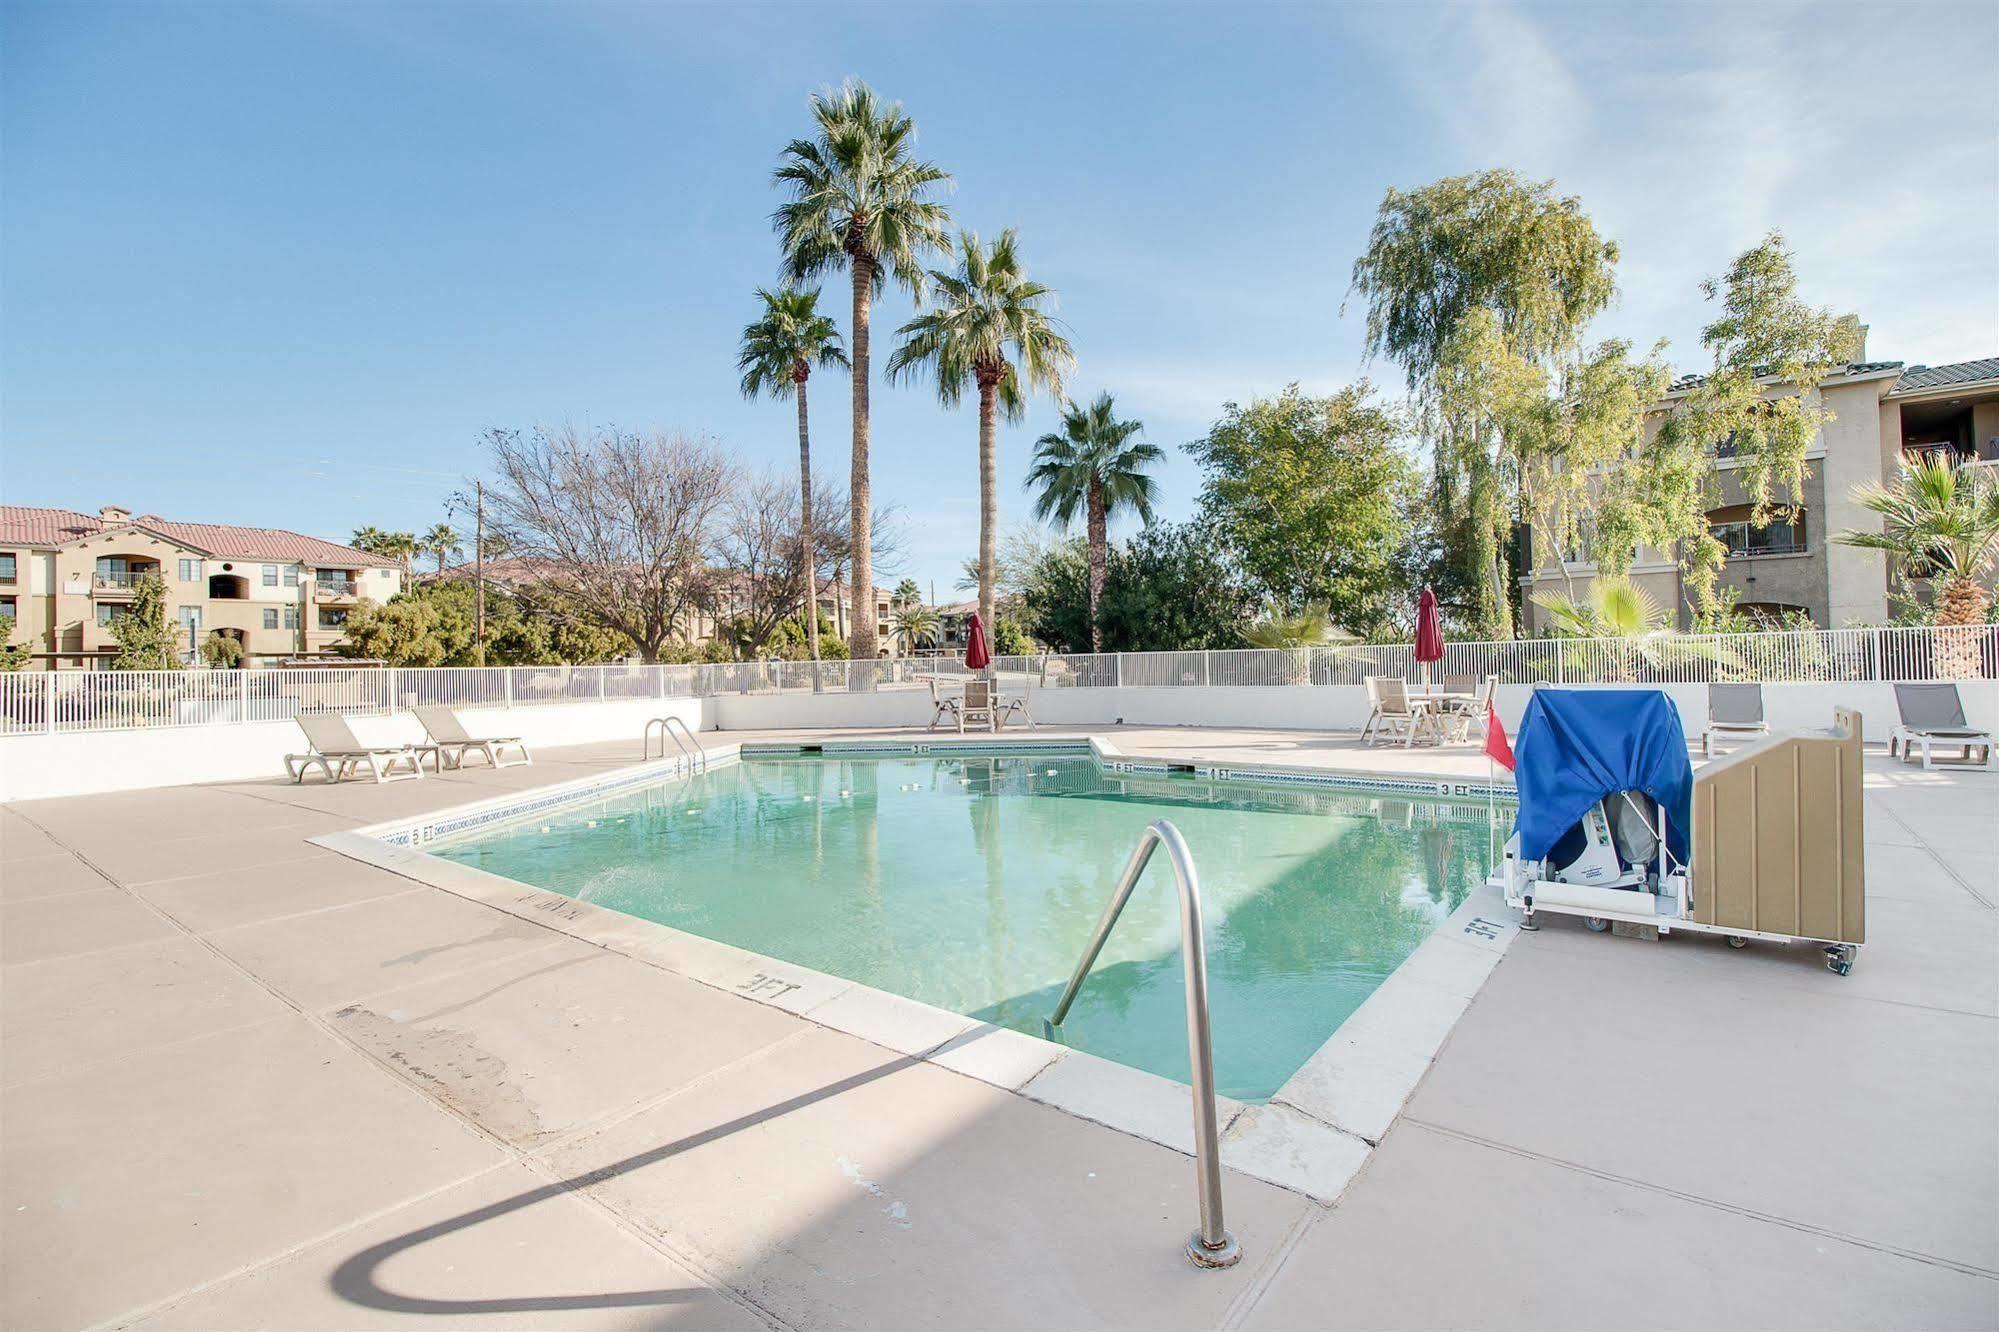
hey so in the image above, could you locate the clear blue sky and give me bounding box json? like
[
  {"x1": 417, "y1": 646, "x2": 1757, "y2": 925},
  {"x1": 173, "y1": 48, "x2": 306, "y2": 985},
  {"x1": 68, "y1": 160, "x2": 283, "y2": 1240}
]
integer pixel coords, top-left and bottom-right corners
[{"x1": 5, "y1": 1, "x2": 1995, "y2": 598}]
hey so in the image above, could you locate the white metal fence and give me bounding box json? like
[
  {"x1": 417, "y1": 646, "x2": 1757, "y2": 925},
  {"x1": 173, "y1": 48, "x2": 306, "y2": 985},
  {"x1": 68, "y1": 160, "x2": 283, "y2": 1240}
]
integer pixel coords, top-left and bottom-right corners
[{"x1": 2, "y1": 624, "x2": 1993, "y2": 736}]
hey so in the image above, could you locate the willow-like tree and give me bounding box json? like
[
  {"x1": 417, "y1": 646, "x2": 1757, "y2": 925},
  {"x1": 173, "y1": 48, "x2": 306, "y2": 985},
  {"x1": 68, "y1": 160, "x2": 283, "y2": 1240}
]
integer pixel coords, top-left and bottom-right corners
[
  {"x1": 889, "y1": 228, "x2": 1074, "y2": 639},
  {"x1": 1655, "y1": 231, "x2": 1861, "y2": 611},
  {"x1": 738, "y1": 286, "x2": 849, "y2": 665},
  {"x1": 1350, "y1": 170, "x2": 1620, "y2": 637},
  {"x1": 772, "y1": 80, "x2": 952, "y2": 663},
  {"x1": 1025, "y1": 392, "x2": 1161, "y2": 652}
]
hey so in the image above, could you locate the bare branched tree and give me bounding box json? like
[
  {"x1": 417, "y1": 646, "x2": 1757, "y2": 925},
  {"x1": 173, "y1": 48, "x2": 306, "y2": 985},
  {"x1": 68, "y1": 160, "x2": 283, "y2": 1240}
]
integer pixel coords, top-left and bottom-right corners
[
  {"x1": 481, "y1": 426, "x2": 736, "y2": 662},
  {"x1": 711, "y1": 468, "x2": 852, "y2": 657}
]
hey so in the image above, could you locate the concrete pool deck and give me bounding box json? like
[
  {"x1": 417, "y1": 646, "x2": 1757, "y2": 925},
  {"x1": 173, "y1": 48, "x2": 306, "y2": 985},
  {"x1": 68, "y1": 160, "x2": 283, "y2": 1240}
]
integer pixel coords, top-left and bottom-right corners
[{"x1": 2, "y1": 725, "x2": 1994, "y2": 1330}]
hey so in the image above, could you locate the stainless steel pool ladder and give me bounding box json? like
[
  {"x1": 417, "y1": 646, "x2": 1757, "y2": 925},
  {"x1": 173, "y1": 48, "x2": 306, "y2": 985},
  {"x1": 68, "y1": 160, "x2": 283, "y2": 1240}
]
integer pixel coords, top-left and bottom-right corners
[
  {"x1": 1050, "y1": 818, "x2": 1240, "y2": 1269},
  {"x1": 643, "y1": 715, "x2": 706, "y2": 771}
]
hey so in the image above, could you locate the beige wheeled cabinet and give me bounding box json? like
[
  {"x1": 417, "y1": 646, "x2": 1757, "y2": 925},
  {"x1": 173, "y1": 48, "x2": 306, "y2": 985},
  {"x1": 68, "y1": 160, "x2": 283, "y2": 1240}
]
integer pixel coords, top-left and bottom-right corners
[{"x1": 1495, "y1": 709, "x2": 1865, "y2": 975}]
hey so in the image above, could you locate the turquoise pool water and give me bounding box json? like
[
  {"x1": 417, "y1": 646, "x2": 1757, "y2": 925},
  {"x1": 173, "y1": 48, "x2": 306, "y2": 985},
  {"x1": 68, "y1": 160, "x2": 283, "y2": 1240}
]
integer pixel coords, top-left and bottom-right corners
[{"x1": 434, "y1": 751, "x2": 1501, "y2": 1101}]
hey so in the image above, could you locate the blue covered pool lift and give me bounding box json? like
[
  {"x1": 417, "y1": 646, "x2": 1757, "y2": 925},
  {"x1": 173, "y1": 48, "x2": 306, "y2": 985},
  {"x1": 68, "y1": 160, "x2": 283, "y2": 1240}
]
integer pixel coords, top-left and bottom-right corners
[{"x1": 1489, "y1": 688, "x2": 1864, "y2": 973}]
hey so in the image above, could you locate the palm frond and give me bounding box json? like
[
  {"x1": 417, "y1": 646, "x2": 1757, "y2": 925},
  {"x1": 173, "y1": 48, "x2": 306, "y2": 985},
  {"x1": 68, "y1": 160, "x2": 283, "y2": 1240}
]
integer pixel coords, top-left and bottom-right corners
[{"x1": 771, "y1": 80, "x2": 954, "y2": 294}]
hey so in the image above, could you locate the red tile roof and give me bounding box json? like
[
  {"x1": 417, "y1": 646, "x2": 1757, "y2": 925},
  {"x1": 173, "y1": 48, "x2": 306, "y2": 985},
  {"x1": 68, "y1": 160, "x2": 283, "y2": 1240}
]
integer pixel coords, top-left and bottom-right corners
[{"x1": 0, "y1": 505, "x2": 398, "y2": 567}]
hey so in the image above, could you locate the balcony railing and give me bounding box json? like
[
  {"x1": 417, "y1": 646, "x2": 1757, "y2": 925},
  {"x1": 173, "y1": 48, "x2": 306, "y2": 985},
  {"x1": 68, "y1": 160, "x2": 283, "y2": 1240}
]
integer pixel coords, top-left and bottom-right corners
[
  {"x1": 91, "y1": 571, "x2": 155, "y2": 596},
  {"x1": 313, "y1": 579, "x2": 359, "y2": 600}
]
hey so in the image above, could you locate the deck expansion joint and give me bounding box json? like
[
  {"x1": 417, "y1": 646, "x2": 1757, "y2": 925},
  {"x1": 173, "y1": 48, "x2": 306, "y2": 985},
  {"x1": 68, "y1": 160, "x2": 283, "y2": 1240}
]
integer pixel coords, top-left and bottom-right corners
[{"x1": 1402, "y1": 1118, "x2": 1999, "y2": 1283}]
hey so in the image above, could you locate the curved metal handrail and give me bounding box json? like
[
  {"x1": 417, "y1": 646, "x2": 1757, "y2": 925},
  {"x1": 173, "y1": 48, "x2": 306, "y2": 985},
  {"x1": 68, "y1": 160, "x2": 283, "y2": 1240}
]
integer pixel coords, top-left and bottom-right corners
[
  {"x1": 1050, "y1": 818, "x2": 1240, "y2": 1269},
  {"x1": 643, "y1": 715, "x2": 706, "y2": 771}
]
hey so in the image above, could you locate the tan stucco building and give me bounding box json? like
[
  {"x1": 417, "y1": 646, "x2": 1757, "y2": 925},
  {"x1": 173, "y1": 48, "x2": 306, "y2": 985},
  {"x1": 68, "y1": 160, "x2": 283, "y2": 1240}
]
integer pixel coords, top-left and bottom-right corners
[
  {"x1": 0, "y1": 505, "x2": 405, "y2": 669},
  {"x1": 1520, "y1": 353, "x2": 1999, "y2": 632}
]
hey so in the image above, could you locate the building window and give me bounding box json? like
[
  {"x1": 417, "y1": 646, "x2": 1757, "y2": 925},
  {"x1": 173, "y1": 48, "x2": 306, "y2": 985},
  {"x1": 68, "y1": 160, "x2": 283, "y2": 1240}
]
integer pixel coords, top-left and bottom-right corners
[
  {"x1": 176, "y1": 606, "x2": 202, "y2": 635},
  {"x1": 95, "y1": 604, "x2": 131, "y2": 627},
  {"x1": 283, "y1": 566, "x2": 298, "y2": 588},
  {"x1": 178, "y1": 558, "x2": 199, "y2": 582},
  {"x1": 282, "y1": 606, "x2": 299, "y2": 630},
  {"x1": 0, "y1": 553, "x2": 16, "y2": 582},
  {"x1": 261, "y1": 564, "x2": 279, "y2": 587},
  {"x1": 319, "y1": 608, "x2": 348, "y2": 628},
  {"x1": 262, "y1": 608, "x2": 279, "y2": 630},
  {"x1": 0, "y1": 596, "x2": 14, "y2": 620},
  {"x1": 379, "y1": 569, "x2": 394, "y2": 580},
  {"x1": 1709, "y1": 506, "x2": 1807, "y2": 558},
  {"x1": 1562, "y1": 520, "x2": 1597, "y2": 565}
]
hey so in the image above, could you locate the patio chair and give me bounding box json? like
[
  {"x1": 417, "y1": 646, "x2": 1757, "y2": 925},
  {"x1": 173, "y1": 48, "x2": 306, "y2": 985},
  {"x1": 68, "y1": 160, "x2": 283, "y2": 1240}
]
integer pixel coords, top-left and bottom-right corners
[
  {"x1": 926, "y1": 676, "x2": 962, "y2": 732},
  {"x1": 958, "y1": 679, "x2": 998, "y2": 734},
  {"x1": 1702, "y1": 683, "x2": 1769, "y2": 757},
  {"x1": 1365, "y1": 677, "x2": 1428, "y2": 747},
  {"x1": 1889, "y1": 683, "x2": 1995, "y2": 771},
  {"x1": 412, "y1": 704, "x2": 531, "y2": 771},
  {"x1": 997, "y1": 687, "x2": 1035, "y2": 730},
  {"x1": 285, "y1": 712, "x2": 424, "y2": 784},
  {"x1": 1444, "y1": 675, "x2": 1497, "y2": 744}
]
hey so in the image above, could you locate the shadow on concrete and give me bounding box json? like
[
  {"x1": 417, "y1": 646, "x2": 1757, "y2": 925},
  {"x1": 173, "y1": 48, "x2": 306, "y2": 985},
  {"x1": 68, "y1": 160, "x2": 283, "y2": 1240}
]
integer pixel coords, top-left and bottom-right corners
[{"x1": 327, "y1": 1050, "x2": 923, "y2": 1317}]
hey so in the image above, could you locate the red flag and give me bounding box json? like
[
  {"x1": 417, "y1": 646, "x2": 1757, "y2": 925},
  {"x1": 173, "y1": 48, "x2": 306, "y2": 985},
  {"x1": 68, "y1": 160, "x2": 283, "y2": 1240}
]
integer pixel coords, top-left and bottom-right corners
[{"x1": 1483, "y1": 702, "x2": 1515, "y2": 772}]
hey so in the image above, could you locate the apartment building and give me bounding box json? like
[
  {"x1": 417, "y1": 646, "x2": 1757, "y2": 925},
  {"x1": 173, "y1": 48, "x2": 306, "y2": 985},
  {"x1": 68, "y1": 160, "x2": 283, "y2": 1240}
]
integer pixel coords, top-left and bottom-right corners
[
  {"x1": 0, "y1": 505, "x2": 406, "y2": 669},
  {"x1": 1520, "y1": 352, "x2": 1999, "y2": 632}
]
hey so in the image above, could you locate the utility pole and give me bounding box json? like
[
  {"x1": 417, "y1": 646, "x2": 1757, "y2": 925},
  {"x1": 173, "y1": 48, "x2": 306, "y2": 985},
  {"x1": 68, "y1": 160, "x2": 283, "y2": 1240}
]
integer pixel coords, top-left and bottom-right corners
[{"x1": 474, "y1": 479, "x2": 486, "y2": 667}]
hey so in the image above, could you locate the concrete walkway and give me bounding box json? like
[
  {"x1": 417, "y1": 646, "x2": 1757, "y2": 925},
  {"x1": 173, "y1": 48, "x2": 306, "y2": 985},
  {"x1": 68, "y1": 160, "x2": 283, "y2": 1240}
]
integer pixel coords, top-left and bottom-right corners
[{"x1": 2, "y1": 729, "x2": 1993, "y2": 1330}]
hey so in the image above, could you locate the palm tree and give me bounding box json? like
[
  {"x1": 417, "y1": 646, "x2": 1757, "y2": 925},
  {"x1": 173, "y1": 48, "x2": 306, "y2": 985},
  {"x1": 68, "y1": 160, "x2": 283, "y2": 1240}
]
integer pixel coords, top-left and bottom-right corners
[
  {"x1": 1243, "y1": 604, "x2": 1334, "y2": 649},
  {"x1": 1836, "y1": 453, "x2": 1999, "y2": 626},
  {"x1": 739, "y1": 286, "x2": 849, "y2": 666},
  {"x1": 1024, "y1": 392, "x2": 1161, "y2": 651},
  {"x1": 385, "y1": 532, "x2": 419, "y2": 581},
  {"x1": 423, "y1": 523, "x2": 462, "y2": 575},
  {"x1": 772, "y1": 79, "x2": 953, "y2": 664},
  {"x1": 890, "y1": 603, "x2": 941, "y2": 652},
  {"x1": 350, "y1": 525, "x2": 389, "y2": 556},
  {"x1": 889, "y1": 228, "x2": 1074, "y2": 641},
  {"x1": 1532, "y1": 575, "x2": 1724, "y2": 681},
  {"x1": 1837, "y1": 454, "x2": 1999, "y2": 678},
  {"x1": 893, "y1": 577, "x2": 922, "y2": 609}
]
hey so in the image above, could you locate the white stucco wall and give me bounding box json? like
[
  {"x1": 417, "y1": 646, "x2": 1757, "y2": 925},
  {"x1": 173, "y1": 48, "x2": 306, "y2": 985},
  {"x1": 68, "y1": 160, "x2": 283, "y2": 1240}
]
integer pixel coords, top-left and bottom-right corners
[
  {"x1": 0, "y1": 696, "x2": 710, "y2": 802},
  {"x1": 5, "y1": 680, "x2": 1992, "y2": 805}
]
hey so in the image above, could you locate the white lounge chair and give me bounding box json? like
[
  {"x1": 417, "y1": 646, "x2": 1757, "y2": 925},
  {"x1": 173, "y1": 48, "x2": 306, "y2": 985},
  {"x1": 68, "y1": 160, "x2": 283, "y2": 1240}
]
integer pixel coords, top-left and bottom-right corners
[
  {"x1": 1703, "y1": 683, "x2": 1769, "y2": 757},
  {"x1": 1889, "y1": 683, "x2": 1995, "y2": 771},
  {"x1": 412, "y1": 705, "x2": 531, "y2": 770},
  {"x1": 286, "y1": 712, "x2": 424, "y2": 784}
]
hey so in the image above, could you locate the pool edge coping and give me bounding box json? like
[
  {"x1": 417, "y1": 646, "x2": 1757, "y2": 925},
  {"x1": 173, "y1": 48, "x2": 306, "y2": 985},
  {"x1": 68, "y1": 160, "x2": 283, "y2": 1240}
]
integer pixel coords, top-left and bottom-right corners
[{"x1": 310, "y1": 732, "x2": 1522, "y2": 1207}]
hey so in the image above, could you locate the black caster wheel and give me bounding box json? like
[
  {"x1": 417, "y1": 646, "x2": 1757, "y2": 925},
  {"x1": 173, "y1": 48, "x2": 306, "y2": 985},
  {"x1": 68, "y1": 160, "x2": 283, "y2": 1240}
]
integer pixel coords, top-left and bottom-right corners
[
  {"x1": 1726, "y1": 935, "x2": 1749, "y2": 950},
  {"x1": 1825, "y1": 945, "x2": 1855, "y2": 976},
  {"x1": 1584, "y1": 916, "x2": 1610, "y2": 933}
]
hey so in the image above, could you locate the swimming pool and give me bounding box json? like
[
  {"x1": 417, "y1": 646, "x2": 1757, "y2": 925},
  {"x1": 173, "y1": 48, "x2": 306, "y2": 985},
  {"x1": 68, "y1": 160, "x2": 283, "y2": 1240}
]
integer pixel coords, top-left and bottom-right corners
[{"x1": 432, "y1": 750, "x2": 1502, "y2": 1102}]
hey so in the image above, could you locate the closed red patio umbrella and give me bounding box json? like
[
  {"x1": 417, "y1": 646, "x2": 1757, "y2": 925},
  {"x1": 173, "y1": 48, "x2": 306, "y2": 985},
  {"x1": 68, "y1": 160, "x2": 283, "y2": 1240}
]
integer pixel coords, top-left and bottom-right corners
[
  {"x1": 1414, "y1": 585, "x2": 1445, "y2": 688},
  {"x1": 964, "y1": 611, "x2": 992, "y2": 673}
]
